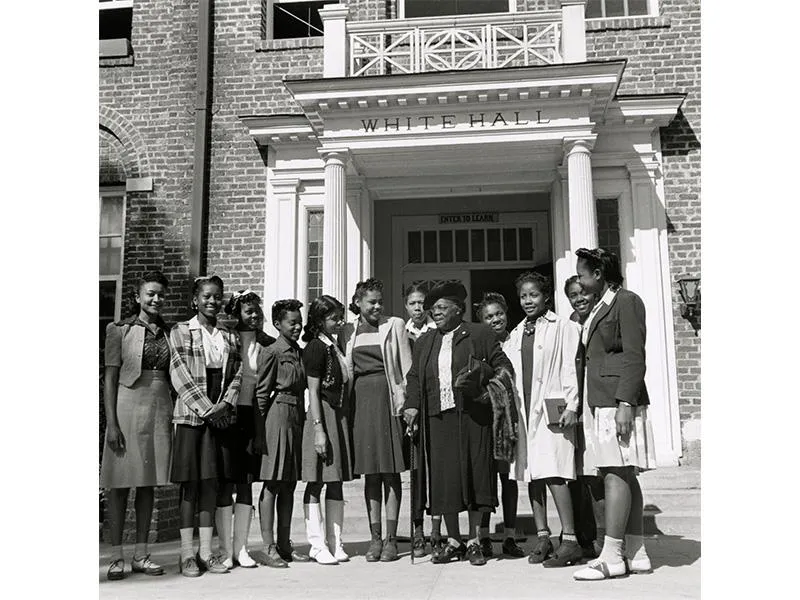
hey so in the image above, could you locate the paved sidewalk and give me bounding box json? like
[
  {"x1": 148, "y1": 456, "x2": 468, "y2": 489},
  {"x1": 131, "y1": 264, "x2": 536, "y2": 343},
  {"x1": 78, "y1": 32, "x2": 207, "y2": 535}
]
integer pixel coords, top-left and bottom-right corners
[{"x1": 99, "y1": 533, "x2": 700, "y2": 599}]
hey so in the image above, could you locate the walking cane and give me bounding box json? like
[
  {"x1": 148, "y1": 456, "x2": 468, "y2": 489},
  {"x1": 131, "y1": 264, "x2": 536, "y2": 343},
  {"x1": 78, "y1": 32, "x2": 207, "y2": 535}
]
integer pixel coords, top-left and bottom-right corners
[{"x1": 407, "y1": 422, "x2": 417, "y2": 565}]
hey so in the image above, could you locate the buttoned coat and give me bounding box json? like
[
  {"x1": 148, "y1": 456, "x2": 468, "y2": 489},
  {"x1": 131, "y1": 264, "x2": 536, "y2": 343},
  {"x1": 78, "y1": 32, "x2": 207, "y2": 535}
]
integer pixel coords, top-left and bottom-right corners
[{"x1": 503, "y1": 311, "x2": 580, "y2": 481}]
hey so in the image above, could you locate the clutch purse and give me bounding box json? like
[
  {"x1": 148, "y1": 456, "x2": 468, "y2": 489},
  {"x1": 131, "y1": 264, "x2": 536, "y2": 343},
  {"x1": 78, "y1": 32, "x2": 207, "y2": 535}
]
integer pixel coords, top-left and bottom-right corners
[
  {"x1": 453, "y1": 355, "x2": 494, "y2": 399},
  {"x1": 544, "y1": 397, "x2": 567, "y2": 425}
]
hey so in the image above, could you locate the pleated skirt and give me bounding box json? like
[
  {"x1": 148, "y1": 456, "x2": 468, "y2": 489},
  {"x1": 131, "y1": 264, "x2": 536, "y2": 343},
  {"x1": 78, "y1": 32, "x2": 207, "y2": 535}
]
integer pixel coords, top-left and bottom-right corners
[
  {"x1": 301, "y1": 399, "x2": 353, "y2": 483},
  {"x1": 258, "y1": 401, "x2": 303, "y2": 482}
]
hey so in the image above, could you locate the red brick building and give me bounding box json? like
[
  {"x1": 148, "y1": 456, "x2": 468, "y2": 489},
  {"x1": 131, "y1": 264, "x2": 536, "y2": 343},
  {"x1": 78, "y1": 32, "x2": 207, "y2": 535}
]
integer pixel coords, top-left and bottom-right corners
[{"x1": 99, "y1": 0, "x2": 700, "y2": 540}]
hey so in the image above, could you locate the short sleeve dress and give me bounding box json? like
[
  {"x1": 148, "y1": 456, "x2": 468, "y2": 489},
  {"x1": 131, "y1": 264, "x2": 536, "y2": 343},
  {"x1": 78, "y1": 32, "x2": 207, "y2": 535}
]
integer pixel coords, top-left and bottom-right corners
[{"x1": 301, "y1": 337, "x2": 353, "y2": 483}]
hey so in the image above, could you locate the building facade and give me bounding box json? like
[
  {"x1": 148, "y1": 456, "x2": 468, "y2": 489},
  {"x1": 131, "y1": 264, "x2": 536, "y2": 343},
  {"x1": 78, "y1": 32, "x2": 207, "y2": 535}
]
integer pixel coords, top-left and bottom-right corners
[{"x1": 100, "y1": 0, "x2": 700, "y2": 539}]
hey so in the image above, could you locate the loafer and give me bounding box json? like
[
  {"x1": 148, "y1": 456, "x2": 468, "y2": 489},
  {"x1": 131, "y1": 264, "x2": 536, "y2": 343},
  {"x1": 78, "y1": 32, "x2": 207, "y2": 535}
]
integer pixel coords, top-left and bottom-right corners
[
  {"x1": 261, "y1": 544, "x2": 289, "y2": 569},
  {"x1": 543, "y1": 540, "x2": 584, "y2": 568},
  {"x1": 276, "y1": 541, "x2": 310, "y2": 563},
  {"x1": 466, "y1": 542, "x2": 487, "y2": 566},
  {"x1": 196, "y1": 552, "x2": 229, "y2": 574},
  {"x1": 131, "y1": 554, "x2": 164, "y2": 576},
  {"x1": 528, "y1": 536, "x2": 554, "y2": 564},
  {"x1": 625, "y1": 555, "x2": 653, "y2": 574},
  {"x1": 430, "y1": 536, "x2": 445, "y2": 561},
  {"x1": 573, "y1": 558, "x2": 628, "y2": 581},
  {"x1": 412, "y1": 529, "x2": 428, "y2": 558},
  {"x1": 479, "y1": 537, "x2": 494, "y2": 558},
  {"x1": 501, "y1": 537, "x2": 525, "y2": 558},
  {"x1": 431, "y1": 541, "x2": 466, "y2": 564},
  {"x1": 380, "y1": 537, "x2": 399, "y2": 562},
  {"x1": 179, "y1": 556, "x2": 201, "y2": 578},
  {"x1": 107, "y1": 558, "x2": 125, "y2": 581},
  {"x1": 365, "y1": 538, "x2": 383, "y2": 562}
]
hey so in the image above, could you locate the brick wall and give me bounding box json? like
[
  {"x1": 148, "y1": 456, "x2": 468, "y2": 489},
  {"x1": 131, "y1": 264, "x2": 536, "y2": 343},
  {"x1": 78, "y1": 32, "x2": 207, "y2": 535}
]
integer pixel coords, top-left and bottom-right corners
[{"x1": 586, "y1": 0, "x2": 702, "y2": 438}]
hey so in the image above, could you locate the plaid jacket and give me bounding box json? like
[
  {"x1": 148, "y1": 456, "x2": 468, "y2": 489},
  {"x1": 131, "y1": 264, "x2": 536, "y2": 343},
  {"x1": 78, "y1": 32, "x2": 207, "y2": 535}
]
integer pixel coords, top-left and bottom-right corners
[{"x1": 169, "y1": 317, "x2": 242, "y2": 427}]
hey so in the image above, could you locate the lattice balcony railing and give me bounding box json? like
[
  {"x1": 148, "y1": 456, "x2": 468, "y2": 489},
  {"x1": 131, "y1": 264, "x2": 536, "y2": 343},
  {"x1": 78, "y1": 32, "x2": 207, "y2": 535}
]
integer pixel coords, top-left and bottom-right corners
[{"x1": 349, "y1": 12, "x2": 563, "y2": 77}]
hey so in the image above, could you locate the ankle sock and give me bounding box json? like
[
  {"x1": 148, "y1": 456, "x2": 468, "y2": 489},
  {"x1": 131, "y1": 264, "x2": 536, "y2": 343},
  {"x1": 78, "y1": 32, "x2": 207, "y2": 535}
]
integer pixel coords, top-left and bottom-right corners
[
  {"x1": 198, "y1": 526, "x2": 213, "y2": 560},
  {"x1": 598, "y1": 535, "x2": 624, "y2": 564},
  {"x1": 179, "y1": 528, "x2": 194, "y2": 561},
  {"x1": 111, "y1": 545, "x2": 123, "y2": 561},
  {"x1": 624, "y1": 534, "x2": 648, "y2": 560},
  {"x1": 504, "y1": 527, "x2": 516, "y2": 540},
  {"x1": 448, "y1": 537, "x2": 462, "y2": 548},
  {"x1": 562, "y1": 533, "x2": 577, "y2": 544},
  {"x1": 134, "y1": 543, "x2": 147, "y2": 559},
  {"x1": 537, "y1": 529, "x2": 550, "y2": 539}
]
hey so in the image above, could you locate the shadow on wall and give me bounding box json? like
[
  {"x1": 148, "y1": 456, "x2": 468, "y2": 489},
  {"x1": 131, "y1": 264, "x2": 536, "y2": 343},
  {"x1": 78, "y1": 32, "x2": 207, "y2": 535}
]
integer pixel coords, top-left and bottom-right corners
[{"x1": 661, "y1": 109, "x2": 700, "y2": 158}]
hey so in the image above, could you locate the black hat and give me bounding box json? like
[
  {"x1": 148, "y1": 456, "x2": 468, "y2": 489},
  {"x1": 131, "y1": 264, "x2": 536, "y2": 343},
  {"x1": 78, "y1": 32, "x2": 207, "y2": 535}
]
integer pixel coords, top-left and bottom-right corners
[{"x1": 424, "y1": 281, "x2": 468, "y2": 310}]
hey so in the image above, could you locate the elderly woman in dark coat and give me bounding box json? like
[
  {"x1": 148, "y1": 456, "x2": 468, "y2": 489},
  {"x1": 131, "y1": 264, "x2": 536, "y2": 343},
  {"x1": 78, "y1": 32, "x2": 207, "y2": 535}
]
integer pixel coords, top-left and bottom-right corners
[{"x1": 403, "y1": 282, "x2": 516, "y2": 567}]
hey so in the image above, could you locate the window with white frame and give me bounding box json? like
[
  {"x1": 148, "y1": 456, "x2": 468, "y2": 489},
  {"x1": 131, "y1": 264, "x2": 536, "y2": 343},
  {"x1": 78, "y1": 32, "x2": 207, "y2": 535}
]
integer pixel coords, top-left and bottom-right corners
[
  {"x1": 265, "y1": 0, "x2": 338, "y2": 40},
  {"x1": 586, "y1": 0, "x2": 656, "y2": 19},
  {"x1": 100, "y1": 190, "x2": 126, "y2": 351},
  {"x1": 306, "y1": 210, "x2": 324, "y2": 305},
  {"x1": 401, "y1": 0, "x2": 514, "y2": 19}
]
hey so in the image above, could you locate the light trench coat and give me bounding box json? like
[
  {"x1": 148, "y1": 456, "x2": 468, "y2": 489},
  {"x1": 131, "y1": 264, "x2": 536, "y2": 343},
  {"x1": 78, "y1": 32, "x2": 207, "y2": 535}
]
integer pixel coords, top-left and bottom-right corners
[{"x1": 504, "y1": 310, "x2": 581, "y2": 482}]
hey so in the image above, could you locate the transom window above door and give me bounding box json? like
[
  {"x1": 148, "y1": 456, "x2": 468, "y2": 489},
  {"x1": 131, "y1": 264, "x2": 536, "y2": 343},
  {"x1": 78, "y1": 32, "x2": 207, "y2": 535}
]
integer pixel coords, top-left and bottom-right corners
[
  {"x1": 401, "y1": 0, "x2": 514, "y2": 19},
  {"x1": 407, "y1": 226, "x2": 537, "y2": 265}
]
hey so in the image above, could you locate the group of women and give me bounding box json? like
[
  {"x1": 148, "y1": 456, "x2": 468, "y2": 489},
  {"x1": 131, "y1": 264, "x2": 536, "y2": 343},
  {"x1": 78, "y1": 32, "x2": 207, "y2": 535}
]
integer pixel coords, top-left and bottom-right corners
[{"x1": 100, "y1": 246, "x2": 656, "y2": 583}]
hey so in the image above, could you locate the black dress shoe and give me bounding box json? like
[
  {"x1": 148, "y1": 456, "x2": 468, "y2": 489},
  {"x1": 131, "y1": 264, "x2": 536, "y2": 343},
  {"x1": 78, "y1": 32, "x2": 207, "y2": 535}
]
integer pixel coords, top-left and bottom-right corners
[
  {"x1": 466, "y1": 543, "x2": 487, "y2": 566},
  {"x1": 432, "y1": 541, "x2": 466, "y2": 564},
  {"x1": 501, "y1": 537, "x2": 525, "y2": 558},
  {"x1": 528, "y1": 536, "x2": 554, "y2": 564},
  {"x1": 542, "y1": 540, "x2": 583, "y2": 568},
  {"x1": 277, "y1": 541, "x2": 310, "y2": 563},
  {"x1": 430, "y1": 536, "x2": 445, "y2": 561},
  {"x1": 365, "y1": 538, "x2": 383, "y2": 562},
  {"x1": 380, "y1": 537, "x2": 399, "y2": 562},
  {"x1": 412, "y1": 529, "x2": 428, "y2": 558},
  {"x1": 479, "y1": 537, "x2": 494, "y2": 558}
]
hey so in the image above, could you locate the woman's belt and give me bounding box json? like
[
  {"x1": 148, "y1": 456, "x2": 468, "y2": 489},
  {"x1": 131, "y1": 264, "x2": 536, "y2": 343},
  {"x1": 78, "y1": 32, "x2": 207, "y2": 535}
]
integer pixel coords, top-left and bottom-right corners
[{"x1": 273, "y1": 391, "x2": 301, "y2": 405}]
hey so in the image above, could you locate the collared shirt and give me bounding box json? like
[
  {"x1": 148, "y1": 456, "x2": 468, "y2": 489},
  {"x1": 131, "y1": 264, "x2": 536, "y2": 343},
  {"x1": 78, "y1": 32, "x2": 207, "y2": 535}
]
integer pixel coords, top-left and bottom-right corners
[
  {"x1": 437, "y1": 326, "x2": 458, "y2": 412},
  {"x1": 191, "y1": 316, "x2": 225, "y2": 368},
  {"x1": 238, "y1": 330, "x2": 260, "y2": 406},
  {"x1": 581, "y1": 287, "x2": 618, "y2": 345},
  {"x1": 405, "y1": 317, "x2": 436, "y2": 341}
]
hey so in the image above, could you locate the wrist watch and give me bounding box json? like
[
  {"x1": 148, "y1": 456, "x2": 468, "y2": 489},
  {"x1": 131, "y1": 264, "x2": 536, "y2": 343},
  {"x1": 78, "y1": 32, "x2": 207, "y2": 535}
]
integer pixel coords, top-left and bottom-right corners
[
  {"x1": 618, "y1": 401, "x2": 633, "y2": 407},
  {"x1": 313, "y1": 418, "x2": 323, "y2": 426}
]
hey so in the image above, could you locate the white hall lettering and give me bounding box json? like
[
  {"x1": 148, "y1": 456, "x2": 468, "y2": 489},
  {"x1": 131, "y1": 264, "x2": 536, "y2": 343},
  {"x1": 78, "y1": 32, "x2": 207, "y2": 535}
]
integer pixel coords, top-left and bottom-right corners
[{"x1": 359, "y1": 111, "x2": 550, "y2": 133}]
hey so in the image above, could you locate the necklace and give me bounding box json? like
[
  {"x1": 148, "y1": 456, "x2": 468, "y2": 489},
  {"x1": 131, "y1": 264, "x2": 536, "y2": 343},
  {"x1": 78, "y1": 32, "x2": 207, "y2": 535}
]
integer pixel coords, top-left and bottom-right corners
[{"x1": 523, "y1": 319, "x2": 537, "y2": 336}]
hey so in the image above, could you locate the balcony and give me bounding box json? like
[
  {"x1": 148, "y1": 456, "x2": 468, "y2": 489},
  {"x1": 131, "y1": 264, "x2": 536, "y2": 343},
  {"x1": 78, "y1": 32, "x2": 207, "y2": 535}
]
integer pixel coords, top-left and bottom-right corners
[{"x1": 319, "y1": 3, "x2": 588, "y2": 78}]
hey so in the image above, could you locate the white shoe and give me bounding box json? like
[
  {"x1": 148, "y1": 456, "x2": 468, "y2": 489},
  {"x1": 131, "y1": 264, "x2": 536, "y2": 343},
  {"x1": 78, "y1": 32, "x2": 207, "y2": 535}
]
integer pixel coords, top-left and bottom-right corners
[
  {"x1": 215, "y1": 505, "x2": 234, "y2": 569},
  {"x1": 304, "y1": 503, "x2": 339, "y2": 565},
  {"x1": 573, "y1": 558, "x2": 628, "y2": 581},
  {"x1": 625, "y1": 555, "x2": 653, "y2": 574},
  {"x1": 325, "y1": 499, "x2": 349, "y2": 562},
  {"x1": 232, "y1": 504, "x2": 258, "y2": 568}
]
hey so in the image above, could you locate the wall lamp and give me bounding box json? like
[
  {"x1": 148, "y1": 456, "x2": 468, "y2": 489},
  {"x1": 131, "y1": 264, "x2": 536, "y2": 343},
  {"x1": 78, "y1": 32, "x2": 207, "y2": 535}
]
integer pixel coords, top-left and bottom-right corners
[{"x1": 676, "y1": 276, "x2": 701, "y2": 325}]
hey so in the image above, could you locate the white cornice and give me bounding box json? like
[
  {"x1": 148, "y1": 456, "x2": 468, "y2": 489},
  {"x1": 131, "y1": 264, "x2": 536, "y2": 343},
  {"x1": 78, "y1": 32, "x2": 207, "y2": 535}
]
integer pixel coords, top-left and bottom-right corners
[
  {"x1": 601, "y1": 95, "x2": 685, "y2": 130},
  {"x1": 239, "y1": 114, "x2": 318, "y2": 147}
]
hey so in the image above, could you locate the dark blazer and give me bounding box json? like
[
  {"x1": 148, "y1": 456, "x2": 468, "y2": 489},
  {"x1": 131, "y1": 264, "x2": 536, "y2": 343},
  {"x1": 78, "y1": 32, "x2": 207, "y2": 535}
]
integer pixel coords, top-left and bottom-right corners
[
  {"x1": 583, "y1": 288, "x2": 650, "y2": 409},
  {"x1": 569, "y1": 311, "x2": 586, "y2": 412},
  {"x1": 404, "y1": 321, "x2": 513, "y2": 417}
]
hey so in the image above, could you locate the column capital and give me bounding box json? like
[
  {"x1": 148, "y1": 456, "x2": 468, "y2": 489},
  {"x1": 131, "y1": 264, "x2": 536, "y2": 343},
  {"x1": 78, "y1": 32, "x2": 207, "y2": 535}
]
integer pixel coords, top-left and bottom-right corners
[
  {"x1": 318, "y1": 4, "x2": 350, "y2": 22},
  {"x1": 626, "y1": 159, "x2": 661, "y2": 181},
  {"x1": 270, "y1": 176, "x2": 300, "y2": 194},
  {"x1": 563, "y1": 136, "x2": 596, "y2": 157},
  {"x1": 318, "y1": 147, "x2": 351, "y2": 166}
]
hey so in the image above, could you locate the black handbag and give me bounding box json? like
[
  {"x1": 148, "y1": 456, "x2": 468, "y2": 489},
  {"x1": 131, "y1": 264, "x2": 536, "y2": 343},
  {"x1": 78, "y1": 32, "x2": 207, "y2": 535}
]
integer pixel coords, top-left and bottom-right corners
[{"x1": 453, "y1": 355, "x2": 494, "y2": 400}]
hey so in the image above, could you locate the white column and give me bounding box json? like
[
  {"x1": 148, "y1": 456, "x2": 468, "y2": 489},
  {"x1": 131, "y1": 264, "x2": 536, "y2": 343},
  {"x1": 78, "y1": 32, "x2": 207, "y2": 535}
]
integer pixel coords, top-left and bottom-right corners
[
  {"x1": 346, "y1": 176, "x2": 365, "y2": 300},
  {"x1": 269, "y1": 176, "x2": 300, "y2": 306},
  {"x1": 550, "y1": 174, "x2": 572, "y2": 318},
  {"x1": 320, "y1": 4, "x2": 349, "y2": 77},
  {"x1": 563, "y1": 137, "x2": 598, "y2": 250},
  {"x1": 559, "y1": 0, "x2": 587, "y2": 63},
  {"x1": 320, "y1": 149, "x2": 349, "y2": 302}
]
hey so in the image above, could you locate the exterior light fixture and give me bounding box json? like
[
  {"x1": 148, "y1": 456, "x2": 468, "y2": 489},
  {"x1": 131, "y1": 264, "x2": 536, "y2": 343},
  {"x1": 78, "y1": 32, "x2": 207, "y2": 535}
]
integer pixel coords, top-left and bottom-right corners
[{"x1": 676, "y1": 276, "x2": 700, "y2": 320}]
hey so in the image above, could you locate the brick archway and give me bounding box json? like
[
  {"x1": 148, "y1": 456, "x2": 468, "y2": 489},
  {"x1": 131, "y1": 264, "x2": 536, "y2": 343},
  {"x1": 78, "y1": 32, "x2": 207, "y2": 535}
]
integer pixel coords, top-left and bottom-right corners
[{"x1": 98, "y1": 106, "x2": 151, "y2": 181}]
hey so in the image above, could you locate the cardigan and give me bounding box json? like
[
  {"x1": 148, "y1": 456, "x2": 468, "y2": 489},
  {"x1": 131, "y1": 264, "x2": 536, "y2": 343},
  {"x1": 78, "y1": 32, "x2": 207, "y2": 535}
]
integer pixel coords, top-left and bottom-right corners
[
  {"x1": 340, "y1": 315, "x2": 412, "y2": 416},
  {"x1": 105, "y1": 315, "x2": 171, "y2": 387},
  {"x1": 581, "y1": 287, "x2": 650, "y2": 408}
]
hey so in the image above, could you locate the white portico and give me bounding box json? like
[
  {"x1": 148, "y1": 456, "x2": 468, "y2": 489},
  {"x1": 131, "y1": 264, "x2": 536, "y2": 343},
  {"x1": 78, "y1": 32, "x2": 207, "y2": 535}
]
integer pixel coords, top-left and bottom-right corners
[{"x1": 240, "y1": 2, "x2": 685, "y2": 465}]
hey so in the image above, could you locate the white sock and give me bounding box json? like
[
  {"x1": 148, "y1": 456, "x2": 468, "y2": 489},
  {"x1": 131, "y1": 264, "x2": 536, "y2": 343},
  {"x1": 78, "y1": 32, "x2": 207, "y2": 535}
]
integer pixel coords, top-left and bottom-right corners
[
  {"x1": 448, "y1": 537, "x2": 462, "y2": 548},
  {"x1": 562, "y1": 533, "x2": 577, "y2": 543},
  {"x1": 597, "y1": 535, "x2": 624, "y2": 564},
  {"x1": 134, "y1": 543, "x2": 147, "y2": 560},
  {"x1": 504, "y1": 527, "x2": 516, "y2": 539},
  {"x1": 478, "y1": 526, "x2": 490, "y2": 540},
  {"x1": 624, "y1": 534, "x2": 648, "y2": 560},
  {"x1": 467, "y1": 536, "x2": 480, "y2": 547},
  {"x1": 198, "y1": 526, "x2": 214, "y2": 560},
  {"x1": 179, "y1": 528, "x2": 195, "y2": 561},
  {"x1": 111, "y1": 545, "x2": 123, "y2": 561}
]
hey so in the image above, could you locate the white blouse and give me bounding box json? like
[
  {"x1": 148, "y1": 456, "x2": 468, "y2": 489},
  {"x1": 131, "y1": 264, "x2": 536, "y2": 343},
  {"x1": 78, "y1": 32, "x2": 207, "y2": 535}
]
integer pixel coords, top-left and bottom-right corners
[{"x1": 438, "y1": 329, "x2": 456, "y2": 412}]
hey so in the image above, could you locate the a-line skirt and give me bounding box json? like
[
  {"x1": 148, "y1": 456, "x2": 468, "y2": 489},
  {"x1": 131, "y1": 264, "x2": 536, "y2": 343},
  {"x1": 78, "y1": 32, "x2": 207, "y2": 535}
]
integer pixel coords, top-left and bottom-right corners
[
  {"x1": 519, "y1": 408, "x2": 577, "y2": 481},
  {"x1": 215, "y1": 405, "x2": 259, "y2": 483},
  {"x1": 581, "y1": 391, "x2": 657, "y2": 473},
  {"x1": 301, "y1": 398, "x2": 354, "y2": 483},
  {"x1": 428, "y1": 401, "x2": 497, "y2": 515},
  {"x1": 258, "y1": 400, "x2": 303, "y2": 482},
  {"x1": 170, "y1": 368, "x2": 225, "y2": 483},
  {"x1": 100, "y1": 370, "x2": 172, "y2": 489},
  {"x1": 352, "y1": 372, "x2": 407, "y2": 475}
]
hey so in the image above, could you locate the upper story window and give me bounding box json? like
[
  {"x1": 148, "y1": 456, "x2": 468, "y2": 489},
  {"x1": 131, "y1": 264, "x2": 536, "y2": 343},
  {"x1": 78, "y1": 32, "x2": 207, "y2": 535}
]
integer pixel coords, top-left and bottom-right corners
[
  {"x1": 586, "y1": 0, "x2": 655, "y2": 19},
  {"x1": 99, "y1": 189, "x2": 126, "y2": 351},
  {"x1": 266, "y1": 0, "x2": 338, "y2": 40},
  {"x1": 99, "y1": 0, "x2": 133, "y2": 58},
  {"x1": 401, "y1": 1, "x2": 513, "y2": 19}
]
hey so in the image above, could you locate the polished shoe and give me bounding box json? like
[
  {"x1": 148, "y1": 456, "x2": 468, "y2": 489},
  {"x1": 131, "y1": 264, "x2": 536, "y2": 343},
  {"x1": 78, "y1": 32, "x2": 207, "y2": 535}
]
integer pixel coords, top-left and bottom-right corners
[
  {"x1": 501, "y1": 537, "x2": 525, "y2": 558},
  {"x1": 430, "y1": 536, "x2": 445, "y2": 561},
  {"x1": 466, "y1": 542, "x2": 487, "y2": 566},
  {"x1": 479, "y1": 537, "x2": 494, "y2": 558},
  {"x1": 365, "y1": 537, "x2": 383, "y2": 562},
  {"x1": 431, "y1": 541, "x2": 466, "y2": 564},
  {"x1": 276, "y1": 540, "x2": 310, "y2": 563},
  {"x1": 179, "y1": 556, "x2": 201, "y2": 578},
  {"x1": 261, "y1": 544, "x2": 289, "y2": 568},
  {"x1": 543, "y1": 540, "x2": 584, "y2": 568},
  {"x1": 380, "y1": 537, "x2": 399, "y2": 562},
  {"x1": 625, "y1": 555, "x2": 653, "y2": 574},
  {"x1": 412, "y1": 529, "x2": 428, "y2": 558},
  {"x1": 107, "y1": 558, "x2": 125, "y2": 581},
  {"x1": 573, "y1": 558, "x2": 628, "y2": 581},
  {"x1": 196, "y1": 552, "x2": 229, "y2": 574},
  {"x1": 528, "y1": 536, "x2": 554, "y2": 564},
  {"x1": 131, "y1": 554, "x2": 164, "y2": 576}
]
